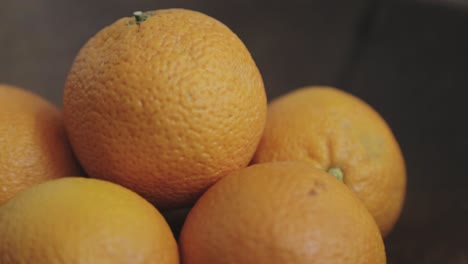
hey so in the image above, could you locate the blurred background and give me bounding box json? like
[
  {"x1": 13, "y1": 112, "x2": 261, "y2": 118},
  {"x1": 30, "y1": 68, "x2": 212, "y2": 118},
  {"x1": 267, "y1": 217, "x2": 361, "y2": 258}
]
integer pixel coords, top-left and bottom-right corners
[{"x1": 1, "y1": 0, "x2": 467, "y2": 263}]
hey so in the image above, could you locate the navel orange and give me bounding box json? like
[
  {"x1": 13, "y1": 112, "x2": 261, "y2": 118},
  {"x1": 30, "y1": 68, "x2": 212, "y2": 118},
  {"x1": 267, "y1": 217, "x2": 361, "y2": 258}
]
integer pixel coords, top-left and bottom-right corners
[
  {"x1": 63, "y1": 9, "x2": 267, "y2": 210},
  {"x1": 0, "y1": 84, "x2": 81, "y2": 205},
  {"x1": 179, "y1": 161, "x2": 386, "y2": 263},
  {"x1": 252, "y1": 86, "x2": 406, "y2": 236},
  {"x1": 0, "y1": 177, "x2": 179, "y2": 264}
]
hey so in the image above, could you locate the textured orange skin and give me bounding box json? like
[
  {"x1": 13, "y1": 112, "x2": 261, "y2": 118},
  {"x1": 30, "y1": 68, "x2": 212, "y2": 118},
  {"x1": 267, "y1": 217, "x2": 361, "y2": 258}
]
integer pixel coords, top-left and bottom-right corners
[
  {"x1": 0, "y1": 177, "x2": 179, "y2": 264},
  {"x1": 63, "y1": 9, "x2": 267, "y2": 210},
  {"x1": 180, "y1": 161, "x2": 386, "y2": 264},
  {"x1": 0, "y1": 84, "x2": 81, "y2": 205},
  {"x1": 252, "y1": 87, "x2": 406, "y2": 236}
]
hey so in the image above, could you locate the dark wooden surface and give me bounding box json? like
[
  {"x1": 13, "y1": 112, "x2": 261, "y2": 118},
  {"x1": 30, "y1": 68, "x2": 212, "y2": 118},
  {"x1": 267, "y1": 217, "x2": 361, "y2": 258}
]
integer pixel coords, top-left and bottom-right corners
[{"x1": 1, "y1": 0, "x2": 467, "y2": 263}]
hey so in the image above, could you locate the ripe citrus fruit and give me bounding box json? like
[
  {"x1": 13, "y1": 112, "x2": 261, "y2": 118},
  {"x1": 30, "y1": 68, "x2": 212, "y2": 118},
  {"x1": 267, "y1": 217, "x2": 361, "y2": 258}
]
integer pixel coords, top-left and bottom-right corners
[
  {"x1": 0, "y1": 177, "x2": 179, "y2": 264},
  {"x1": 252, "y1": 86, "x2": 406, "y2": 236},
  {"x1": 179, "y1": 161, "x2": 386, "y2": 264},
  {"x1": 63, "y1": 9, "x2": 267, "y2": 210},
  {"x1": 0, "y1": 84, "x2": 81, "y2": 205}
]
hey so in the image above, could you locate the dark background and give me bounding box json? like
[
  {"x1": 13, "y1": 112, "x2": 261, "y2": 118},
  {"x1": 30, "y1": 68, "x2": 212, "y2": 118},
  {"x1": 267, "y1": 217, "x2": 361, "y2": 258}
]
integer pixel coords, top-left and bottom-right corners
[{"x1": 1, "y1": 0, "x2": 467, "y2": 263}]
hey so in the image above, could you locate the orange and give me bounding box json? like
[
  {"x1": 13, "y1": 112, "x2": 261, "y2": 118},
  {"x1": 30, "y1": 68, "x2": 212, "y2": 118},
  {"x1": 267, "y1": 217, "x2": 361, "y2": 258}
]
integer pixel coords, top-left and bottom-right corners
[
  {"x1": 0, "y1": 84, "x2": 81, "y2": 205},
  {"x1": 63, "y1": 9, "x2": 267, "y2": 210},
  {"x1": 179, "y1": 161, "x2": 386, "y2": 264},
  {"x1": 0, "y1": 177, "x2": 179, "y2": 264},
  {"x1": 252, "y1": 86, "x2": 406, "y2": 236}
]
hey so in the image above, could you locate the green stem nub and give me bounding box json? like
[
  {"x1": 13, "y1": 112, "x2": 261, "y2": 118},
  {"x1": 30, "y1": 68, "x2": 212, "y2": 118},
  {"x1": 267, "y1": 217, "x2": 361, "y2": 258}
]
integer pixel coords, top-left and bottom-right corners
[
  {"x1": 133, "y1": 11, "x2": 149, "y2": 24},
  {"x1": 327, "y1": 167, "x2": 344, "y2": 182}
]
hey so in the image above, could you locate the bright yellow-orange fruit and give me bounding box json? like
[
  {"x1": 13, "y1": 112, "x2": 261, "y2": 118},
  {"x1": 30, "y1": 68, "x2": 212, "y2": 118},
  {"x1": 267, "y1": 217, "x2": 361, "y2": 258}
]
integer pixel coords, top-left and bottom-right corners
[
  {"x1": 0, "y1": 84, "x2": 81, "y2": 205},
  {"x1": 63, "y1": 9, "x2": 267, "y2": 210},
  {"x1": 180, "y1": 161, "x2": 386, "y2": 264},
  {"x1": 0, "y1": 177, "x2": 179, "y2": 264},
  {"x1": 252, "y1": 86, "x2": 406, "y2": 236}
]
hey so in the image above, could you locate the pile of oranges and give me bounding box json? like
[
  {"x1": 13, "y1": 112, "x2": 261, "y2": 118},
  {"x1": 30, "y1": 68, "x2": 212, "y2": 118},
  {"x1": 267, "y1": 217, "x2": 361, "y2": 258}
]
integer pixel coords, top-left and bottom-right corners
[{"x1": 0, "y1": 9, "x2": 405, "y2": 263}]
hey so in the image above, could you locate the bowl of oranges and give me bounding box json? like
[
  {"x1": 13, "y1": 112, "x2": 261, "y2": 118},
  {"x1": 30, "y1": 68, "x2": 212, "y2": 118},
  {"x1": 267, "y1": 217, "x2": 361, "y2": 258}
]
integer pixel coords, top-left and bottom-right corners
[{"x1": 0, "y1": 9, "x2": 405, "y2": 263}]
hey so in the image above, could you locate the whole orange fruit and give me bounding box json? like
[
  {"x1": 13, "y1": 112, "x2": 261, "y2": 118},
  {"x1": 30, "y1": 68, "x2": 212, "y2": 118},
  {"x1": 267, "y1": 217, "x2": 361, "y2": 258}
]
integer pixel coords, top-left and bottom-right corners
[
  {"x1": 179, "y1": 161, "x2": 386, "y2": 264},
  {"x1": 252, "y1": 86, "x2": 406, "y2": 236},
  {"x1": 0, "y1": 177, "x2": 179, "y2": 264},
  {"x1": 63, "y1": 9, "x2": 267, "y2": 210},
  {"x1": 0, "y1": 84, "x2": 81, "y2": 205}
]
